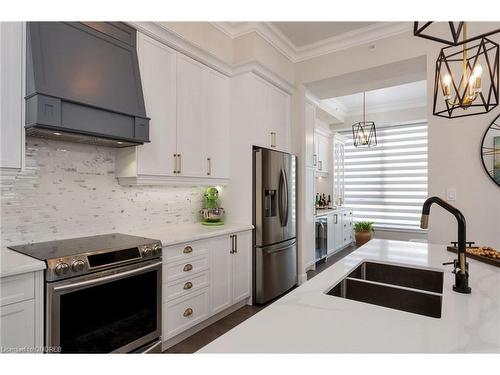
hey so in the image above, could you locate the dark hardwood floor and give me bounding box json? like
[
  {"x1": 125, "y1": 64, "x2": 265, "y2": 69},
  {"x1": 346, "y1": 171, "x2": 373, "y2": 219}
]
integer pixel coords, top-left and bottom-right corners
[
  {"x1": 163, "y1": 244, "x2": 358, "y2": 354},
  {"x1": 163, "y1": 305, "x2": 264, "y2": 353}
]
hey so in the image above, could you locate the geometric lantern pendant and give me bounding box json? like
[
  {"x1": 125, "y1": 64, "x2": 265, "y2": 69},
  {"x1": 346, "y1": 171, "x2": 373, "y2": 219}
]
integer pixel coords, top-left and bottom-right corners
[
  {"x1": 434, "y1": 36, "x2": 500, "y2": 118},
  {"x1": 352, "y1": 92, "x2": 377, "y2": 147},
  {"x1": 414, "y1": 22, "x2": 500, "y2": 46}
]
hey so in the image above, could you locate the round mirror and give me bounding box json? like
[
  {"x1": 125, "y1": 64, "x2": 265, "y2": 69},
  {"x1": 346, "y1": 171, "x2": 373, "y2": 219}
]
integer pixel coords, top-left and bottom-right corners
[{"x1": 481, "y1": 113, "x2": 500, "y2": 187}]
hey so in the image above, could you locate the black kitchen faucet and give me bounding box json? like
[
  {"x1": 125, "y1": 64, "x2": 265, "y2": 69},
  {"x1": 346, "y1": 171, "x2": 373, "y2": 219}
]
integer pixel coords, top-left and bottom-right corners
[{"x1": 420, "y1": 196, "x2": 471, "y2": 294}]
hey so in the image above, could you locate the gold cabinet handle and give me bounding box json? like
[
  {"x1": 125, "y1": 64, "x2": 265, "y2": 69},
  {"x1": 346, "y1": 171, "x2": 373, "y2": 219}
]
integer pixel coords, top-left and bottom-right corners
[
  {"x1": 183, "y1": 246, "x2": 193, "y2": 254},
  {"x1": 183, "y1": 263, "x2": 193, "y2": 272},
  {"x1": 178, "y1": 153, "x2": 182, "y2": 174},
  {"x1": 183, "y1": 308, "x2": 193, "y2": 317},
  {"x1": 173, "y1": 154, "x2": 178, "y2": 174},
  {"x1": 207, "y1": 157, "x2": 212, "y2": 176},
  {"x1": 270, "y1": 131, "x2": 277, "y2": 148},
  {"x1": 183, "y1": 281, "x2": 193, "y2": 290}
]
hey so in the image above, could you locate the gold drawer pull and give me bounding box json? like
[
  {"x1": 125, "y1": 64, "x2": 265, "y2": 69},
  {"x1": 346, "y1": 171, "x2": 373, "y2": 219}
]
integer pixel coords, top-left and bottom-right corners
[
  {"x1": 183, "y1": 308, "x2": 193, "y2": 317},
  {"x1": 183, "y1": 282, "x2": 193, "y2": 290},
  {"x1": 183, "y1": 246, "x2": 193, "y2": 254},
  {"x1": 183, "y1": 264, "x2": 193, "y2": 272}
]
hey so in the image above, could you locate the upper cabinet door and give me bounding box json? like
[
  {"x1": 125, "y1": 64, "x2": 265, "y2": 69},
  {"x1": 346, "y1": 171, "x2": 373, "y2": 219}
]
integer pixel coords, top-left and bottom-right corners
[
  {"x1": 269, "y1": 86, "x2": 291, "y2": 152},
  {"x1": 136, "y1": 33, "x2": 177, "y2": 176},
  {"x1": 203, "y1": 69, "x2": 230, "y2": 179},
  {"x1": 304, "y1": 102, "x2": 316, "y2": 168},
  {"x1": 176, "y1": 54, "x2": 206, "y2": 178},
  {"x1": 1, "y1": 22, "x2": 24, "y2": 169},
  {"x1": 251, "y1": 76, "x2": 271, "y2": 149}
]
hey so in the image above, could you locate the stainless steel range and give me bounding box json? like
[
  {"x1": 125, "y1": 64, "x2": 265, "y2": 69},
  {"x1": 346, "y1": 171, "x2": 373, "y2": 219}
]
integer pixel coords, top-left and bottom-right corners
[{"x1": 9, "y1": 233, "x2": 162, "y2": 353}]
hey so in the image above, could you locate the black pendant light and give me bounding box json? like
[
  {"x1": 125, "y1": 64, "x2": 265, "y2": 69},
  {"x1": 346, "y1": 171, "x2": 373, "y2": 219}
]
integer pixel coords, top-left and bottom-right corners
[
  {"x1": 352, "y1": 92, "x2": 377, "y2": 147},
  {"x1": 414, "y1": 22, "x2": 500, "y2": 46},
  {"x1": 433, "y1": 23, "x2": 499, "y2": 118}
]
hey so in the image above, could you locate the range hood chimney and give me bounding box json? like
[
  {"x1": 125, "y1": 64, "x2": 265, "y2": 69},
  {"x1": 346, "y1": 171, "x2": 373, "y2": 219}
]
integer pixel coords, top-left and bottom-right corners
[{"x1": 25, "y1": 22, "x2": 150, "y2": 148}]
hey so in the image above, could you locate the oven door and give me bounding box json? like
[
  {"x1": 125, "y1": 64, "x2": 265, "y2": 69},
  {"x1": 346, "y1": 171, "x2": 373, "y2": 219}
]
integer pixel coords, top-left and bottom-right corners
[{"x1": 46, "y1": 259, "x2": 161, "y2": 353}]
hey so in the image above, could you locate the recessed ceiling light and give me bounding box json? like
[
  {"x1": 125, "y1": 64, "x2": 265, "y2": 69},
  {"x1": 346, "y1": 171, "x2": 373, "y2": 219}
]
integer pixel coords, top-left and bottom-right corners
[
  {"x1": 117, "y1": 141, "x2": 123, "y2": 145},
  {"x1": 53, "y1": 132, "x2": 61, "y2": 136}
]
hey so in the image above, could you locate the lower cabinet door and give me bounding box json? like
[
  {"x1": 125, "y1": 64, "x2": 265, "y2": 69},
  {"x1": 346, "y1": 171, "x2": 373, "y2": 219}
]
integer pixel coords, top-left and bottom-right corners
[
  {"x1": 163, "y1": 288, "x2": 209, "y2": 340},
  {"x1": 232, "y1": 231, "x2": 251, "y2": 303},
  {"x1": 0, "y1": 299, "x2": 35, "y2": 351},
  {"x1": 334, "y1": 213, "x2": 344, "y2": 250},
  {"x1": 209, "y1": 236, "x2": 232, "y2": 315},
  {"x1": 327, "y1": 214, "x2": 336, "y2": 255}
]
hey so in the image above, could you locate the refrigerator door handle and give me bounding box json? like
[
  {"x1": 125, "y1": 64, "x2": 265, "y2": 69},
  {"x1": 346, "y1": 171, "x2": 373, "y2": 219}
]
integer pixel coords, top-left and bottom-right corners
[{"x1": 279, "y1": 168, "x2": 289, "y2": 227}]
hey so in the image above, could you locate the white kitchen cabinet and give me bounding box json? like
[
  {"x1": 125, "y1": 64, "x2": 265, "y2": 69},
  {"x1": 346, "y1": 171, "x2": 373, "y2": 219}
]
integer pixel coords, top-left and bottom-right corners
[
  {"x1": 203, "y1": 68, "x2": 230, "y2": 179},
  {"x1": 305, "y1": 101, "x2": 316, "y2": 168},
  {"x1": 0, "y1": 22, "x2": 24, "y2": 170},
  {"x1": 333, "y1": 211, "x2": 344, "y2": 251},
  {"x1": 333, "y1": 133, "x2": 347, "y2": 206},
  {"x1": 231, "y1": 231, "x2": 251, "y2": 303},
  {"x1": 176, "y1": 54, "x2": 206, "y2": 178},
  {"x1": 326, "y1": 214, "x2": 336, "y2": 255},
  {"x1": 162, "y1": 230, "x2": 252, "y2": 344},
  {"x1": 0, "y1": 271, "x2": 43, "y2": 352},
  {"x1": 247, "y1": 74, "x2": 291, "y2": 152},
  {"x1": 315, "y1": 131, "x2": 330, "y2": 174},
  {"x1": 209, "y1": 235, "x2": 232, "y2": 314},
  {"x1": 269, "y1": 85, "x2": 291, "y2": 152},
  {"x1": 116, "y1": 33, "x2": 230, "y2": 185}
]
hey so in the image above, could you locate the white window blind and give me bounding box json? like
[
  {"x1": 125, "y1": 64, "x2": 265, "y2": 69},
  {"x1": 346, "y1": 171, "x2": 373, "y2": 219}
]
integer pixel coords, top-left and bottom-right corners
[{"x1": 341, "y1": 123, "x2": 428, "y2": 230}]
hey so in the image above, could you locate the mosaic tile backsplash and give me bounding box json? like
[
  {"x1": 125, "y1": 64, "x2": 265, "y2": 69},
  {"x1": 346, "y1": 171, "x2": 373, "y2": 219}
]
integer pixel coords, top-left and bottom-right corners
[{"x1": 1, "y1": 138, "x2": 205, "y2": 246}]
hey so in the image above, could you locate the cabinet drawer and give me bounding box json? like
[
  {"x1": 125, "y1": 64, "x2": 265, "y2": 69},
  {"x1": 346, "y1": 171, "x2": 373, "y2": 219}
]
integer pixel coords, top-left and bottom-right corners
[
  {"x1": 163, "y1": 271, "x2": 209, "y2": 302},
  {"x1": 163, "y1": 288, "x2": 209, "y2": 339},
  {"x1": 0, "y1": 273, "x2": 34, "y2": 307},
  {"x1": 0, "y1": 299, "x2": 35, "y2": 350},
  {"x1": 163, "y1": 255, "x2": 209, "y2": 283},
  {"x1": 163, "y1": 241, "x2": 209, "y2": 263}
]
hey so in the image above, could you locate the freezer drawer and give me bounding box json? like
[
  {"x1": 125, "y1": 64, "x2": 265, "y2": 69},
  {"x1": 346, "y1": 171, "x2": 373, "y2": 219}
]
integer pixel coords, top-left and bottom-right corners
[{"x1": 254, "y1": 238, "x2": 297, "y2": 304}]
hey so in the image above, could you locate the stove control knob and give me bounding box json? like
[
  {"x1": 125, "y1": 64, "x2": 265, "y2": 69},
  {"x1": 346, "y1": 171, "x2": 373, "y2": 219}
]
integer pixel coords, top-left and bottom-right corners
[
  {"x1": 71, "y1": 260, "x2": 85, "y2": 273},
  {"x1": 153, "y1": 243, "x2": 162, "y2": 255},
  {"x1": 55, "y1": 262, "x2": 69, "y2": 276},
  {"x1": 143, "y1": 246, "x2": 152, "y2": 257}
]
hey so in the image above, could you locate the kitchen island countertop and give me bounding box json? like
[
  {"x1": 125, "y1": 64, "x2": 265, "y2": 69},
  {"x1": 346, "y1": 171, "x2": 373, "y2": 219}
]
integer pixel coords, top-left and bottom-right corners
[{"x1": 199, "y1": 239, "x2": 500, "y2": 353}]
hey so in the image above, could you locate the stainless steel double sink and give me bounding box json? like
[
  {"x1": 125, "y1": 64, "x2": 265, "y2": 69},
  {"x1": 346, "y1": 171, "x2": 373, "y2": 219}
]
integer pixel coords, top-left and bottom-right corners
[{"x1": 326, "y1": 261, "x2": 444, "y2": 318}]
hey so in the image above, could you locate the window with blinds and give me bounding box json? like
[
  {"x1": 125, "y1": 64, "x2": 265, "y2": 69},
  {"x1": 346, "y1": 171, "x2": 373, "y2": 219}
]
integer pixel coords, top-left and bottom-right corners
[{"x1": 341, "y1": 122, "x2": 428, "y2": 230}]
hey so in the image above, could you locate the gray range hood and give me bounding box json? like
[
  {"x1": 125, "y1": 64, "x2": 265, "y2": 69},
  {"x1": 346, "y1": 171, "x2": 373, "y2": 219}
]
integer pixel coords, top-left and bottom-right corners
[{"x1": 25, "y1": 22, "x2": 150, "y2": 148}]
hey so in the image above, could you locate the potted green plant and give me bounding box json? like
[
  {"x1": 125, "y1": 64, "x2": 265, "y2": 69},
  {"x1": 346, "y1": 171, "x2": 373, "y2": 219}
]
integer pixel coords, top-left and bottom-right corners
[{"x1": 353, "y1": 221, "x2": 374, "y2": 246}]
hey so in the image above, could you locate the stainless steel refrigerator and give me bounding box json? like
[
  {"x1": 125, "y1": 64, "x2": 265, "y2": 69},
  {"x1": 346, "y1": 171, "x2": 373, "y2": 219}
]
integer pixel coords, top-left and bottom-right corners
[{"x1": 253, "y1": 147, "x2": 297, "y2": 304}]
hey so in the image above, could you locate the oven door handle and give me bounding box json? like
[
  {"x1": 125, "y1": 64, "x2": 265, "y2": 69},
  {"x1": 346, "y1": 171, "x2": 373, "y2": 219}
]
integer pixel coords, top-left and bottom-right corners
[{"x1": 53, "y1": 261, "x2": 162, "y2": 292}]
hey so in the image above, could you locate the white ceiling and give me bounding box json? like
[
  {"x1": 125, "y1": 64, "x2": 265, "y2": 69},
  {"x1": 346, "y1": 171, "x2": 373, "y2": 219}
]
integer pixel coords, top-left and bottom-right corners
[
  {"x1": 323, "y1": 80, "x2": 427, "y2": 115},
  {"x1": 272, "y1": 22, "x2": 379, "y2": 47}
]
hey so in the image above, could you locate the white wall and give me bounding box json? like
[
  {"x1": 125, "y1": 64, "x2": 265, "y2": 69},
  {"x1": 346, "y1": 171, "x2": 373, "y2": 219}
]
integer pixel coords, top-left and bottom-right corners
[{"x1": 297, "y1": 28, "x2": 500, "y2": 249}]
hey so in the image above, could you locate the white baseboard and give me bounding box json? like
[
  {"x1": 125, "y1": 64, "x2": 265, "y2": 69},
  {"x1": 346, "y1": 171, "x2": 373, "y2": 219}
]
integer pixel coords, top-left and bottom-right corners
[{"x1": 161, "y1": 298, "x2": 249, "y2": 351}]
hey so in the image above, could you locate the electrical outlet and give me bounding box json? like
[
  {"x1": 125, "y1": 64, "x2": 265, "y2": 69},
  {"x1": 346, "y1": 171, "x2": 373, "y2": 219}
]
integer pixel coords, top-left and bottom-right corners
[{"x1": 446, "y1": 188, "x2": 457, "y2": 201}]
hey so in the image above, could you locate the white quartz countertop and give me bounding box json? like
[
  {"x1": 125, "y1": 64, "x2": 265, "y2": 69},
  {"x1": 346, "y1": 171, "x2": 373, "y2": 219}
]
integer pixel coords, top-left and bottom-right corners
[
  {"x1": 1, "y1": 222, "x2": 253, "y2": 278},
  {"x1": 315, "y1": 207, "x2": 350, "y2": 217},
  {"x1": 0, "y1": 247, "x2": 46, "y2": 278},
  {"x1": 199, "y1": 239, "x2": 500, "y2": 353},
  {"x1": 129, "y1": 222, "x2": 254, "y2": 247}
]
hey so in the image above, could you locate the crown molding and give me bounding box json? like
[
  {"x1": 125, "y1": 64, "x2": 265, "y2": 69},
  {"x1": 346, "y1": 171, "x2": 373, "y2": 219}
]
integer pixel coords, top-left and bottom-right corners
[
  {"x1": 130, "y1": 21, "x2": 233, "y2": 77},
  {"x1": 212, "y1": 22, "x2": 412, "y2": 63},
  {"x1": 211, "y1": 22, "x2": 297, "y2": 61}
]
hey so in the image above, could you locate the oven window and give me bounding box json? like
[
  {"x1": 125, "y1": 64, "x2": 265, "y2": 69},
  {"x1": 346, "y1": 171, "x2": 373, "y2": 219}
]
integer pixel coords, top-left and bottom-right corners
[{"x1": 59, "y1": 270, "x2": 157, "y2": 353}]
